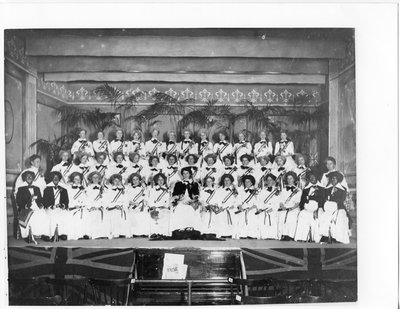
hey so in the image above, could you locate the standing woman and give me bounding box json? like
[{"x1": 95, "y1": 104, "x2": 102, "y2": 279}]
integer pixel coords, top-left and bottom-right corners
[
  {"x1": 148, "y1": 173, "x2": 171, "y2": 239},
  {"x1": 200, "y1": 154, "x2": 221, "y2": 185},
  {"x1": 85, "y1": 171, "x2": 110, "y2": 239},
  {"x1": 145, "y1": 129, "x2": 165, "y2": 159},
  {"x1": 162, "y1": 131, "x2": 179, "y2": 162},
  {"x1": 103, "y1": 174, "x2": 130, "y2": 238},
  {"x1": 253, "y1": 131, "x2": 273, "y2": 160},
  {"x1": 213, "y1": 131, "x2": 233, "y2": 163},
  {"x1": 16, "y1": 171, "x2": 51, "y2": 242},
  {"x1": 198, "y1": 176, "x2": 219, "y2": 237},
  {"x1": 214, "y1": 174, "x2": 238, "y2": 238},
  {"x1": 106, "y1": 151, "x2": 130, "y2": 184},
  {"x1": 236, "y1": 154, "x2": 255, "y2": 187},
  {"x1": 130, "y1": 130, "x2": 146, "y2": 161},
  {"x1": 233, "y1": 132, "x2": 252, "y2": 165},
  {"x1": 109, "y1": 129, "x2": 131, "y2": 160},
  {"x1": 320, "y1": 156, "x2": 349, "y2": 190},
  {"x1": 234, "y1": 175, "x2": 259, "y2": 239},
  {"x1": 15, "y1": 154, "x2": 47, "y2": 195},
  {"x1": 197, "y1": 129, "x2": 214, "y2": 165},
  {"x1": 220, "y1": 155, "x2": 238, "y2": 186},
  {"x1": 51, "y1": 150, "x2": 74, "y2": 186},
  {"x1": 93, "y1": 131, "x2": 111, "y2": 163},
  {"x1": 170, "y1": 167, "x2": 201, "y2": 234},
  {"x1": 43, "y1": 171, "x2": 70, "y2": 241},
  {"x1": 272, "y1": 155, "x2": 287, "y2": 190},
  {"x1": 89, "y1": 152, "x2": 109, "y2": 186},
  {"x1": 70, "y1": 152, "x2": 92, "y2": 187},
  {"x1": 127, "y1": 152, "x2": 145, "y2": 179},
  {"x1": 277, "y1": 171, "x2": 302, "y2": 241},
  {"x1": 317, "y1": 171, "x2": 350, "y2": 244},
  {"x1": 67, "y1": 172, "x2": 89, "y2": 240},
  {"x1": 256, "y1": 172, "x2": 280, "y2": 240},
  {"x1": 179, "y1": 130, "x2": 198, "y2": 163},
  {"x1": 71, "y1": 129, "x2": 94, "y2": 159},
  {"x1": 292, "y1": 154, "x2": 310, "y2": 189},
  {"x1": 126, "y1": 173, "x2": 149, "y2": 237},
  {"x1": 274, "y1": 131, "x2": 296, "y2": 170}
]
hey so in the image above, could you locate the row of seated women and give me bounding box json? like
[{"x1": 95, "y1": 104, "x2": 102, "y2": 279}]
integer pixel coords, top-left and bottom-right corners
[{"x1": 15, "y1": 155, "x2": 351, "y2": 244}]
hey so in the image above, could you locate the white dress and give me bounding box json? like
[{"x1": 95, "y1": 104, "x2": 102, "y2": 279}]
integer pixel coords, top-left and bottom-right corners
[
  {"x1": 130, "y1": 140, "x2": 146, "y2": 158},
  {"x1": 105, "y1": 162, "x2": 131, "y2": 184},
  {"x1": 199, "y1": 164, "x2": 222, "y2": 184},
  {"x1": 235, "y1": 187, "x2": 259, "y2": 238},
  {"x1": 214, "y1": 186, "x2": 238, "y2": 238},
  {"x1": 274, "y1": 140, "x2": 296, "y2": 170},
  {"x1": 71, "y1": 139, "x2": 94, "y2": 157},
  {"x1": 145, "y1": 139, "x2": 166, "y2": 157},
  {"x1": 292, "y1": 165, "x2": 309, "y2": 189},
  {"x1": 148, "y1": 185, "x2": 171, "y2": 236},
  {"x1": 67, "y1": 185, "x2": 88, "y2": 240},
  {"x1": 85, "y1": 184, "x2": 110, "y2": 239},
  {"x1": 51, "y1": 161, "x2": 75, "y2": 186},
  {"x1": 198, "y1": 187, "x2": 219, "y2": 234},
  {"x1": 253, "y1": 140, "x2": 273, "y2": 159},
  {"x1": 277, "y1": 186, "x2": 302, "y2": 239},
  {"x1": 254, "y1": 163, "x2": 273, "y2": 188},
  {"x1": 103, "y1": 186, "x2": 130, "y2": 238},
  {"x1": 257, "y1": 187, "x2": 280, "y2": 240},
  {"x1": 142, "y1": 164, "x2": 163, "y2": 185},
  {"x1": 125, "y1": 185, "x2": 150, "y2": 236},
  {"x1": 164, "y1": 164, "x2": 182, "y2": 189},
  {"x1": 179, "y1": 139, "x2": 198, "y2": 157},
  {"x1": 109, "y1": 139, "x2": 131, "y2": 158},
  {"x1": 69, "y1": 163, "x2": 92, "y2": 187},
  {"x1": 93, "y1": 139, "x2": 112, "y2": 163},
  {"x1": 233, "y1": 141, "x2": 253, "y2": 163},
  {"x1": 213, "y1": 141, "x2": 233, "y2": 162},
  {"x1": 14, "y1": 167, "x2": 47, "y2": 195},
  {"x1": 236, "y1": 165, "x2": 256, "y2": 187},
  {"x1": 198, "y1": 140, "x2": 214, "y2": 159}
]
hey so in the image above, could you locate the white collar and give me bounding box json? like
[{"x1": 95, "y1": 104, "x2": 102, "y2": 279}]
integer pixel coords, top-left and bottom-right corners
[
  {"x1": 304, "y1": 181, "x2": 323, "y2": 189},
  {"x1": 326, "y1": 183, "x2": 345, "y2": 191}
]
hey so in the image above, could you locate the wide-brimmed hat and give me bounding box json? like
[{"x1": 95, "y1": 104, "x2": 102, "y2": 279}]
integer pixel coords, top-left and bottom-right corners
[
  {"x1": 327, "y1": 171, "x2": 344, "y2": 183},
  {"x1": 180, "y1": 166, "x2": 193, "y2": 176},
  {"x1": 204, "y1": 153, "x2": 217, "y2": 162},
  {"x1": 69, "y1": 172, "x2": 83, "y2": 183},
  {"x1": 220, "y1": 173, "x2": 234, "y2": 184},
  {"x1": 223, "y1": 155, "x2": 235, "y2": 164},
  {"x1": 21, "y1": 170, "x2": 36, "y2": 182},
  {"x1": 274, "y1": 155, "x2": 287, "y2": 164},
  {"x1": 109, "y1": 173, "x2": 123, "y2": 184},
  {"x1": 240, "y1": 154, "x2": 253, "y2": 162},
  {"x1": 87, "y1": 171, "x2": 102, "y2": 183},
  {"x1": 241, "y1": 174, "x2": 256, "y2": 186},
  {"x1": 284, "y1": 171, "x2": 298, "y2": 183},
  {"x1": 185, "y1": 153, "x2": 199, "y2": 163}
]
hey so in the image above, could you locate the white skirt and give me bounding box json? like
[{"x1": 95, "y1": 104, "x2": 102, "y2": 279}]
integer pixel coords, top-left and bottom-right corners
[
  {"x1": 258, "y1": 211, "x2": 279, "y2": 240},
  {"x1": 278, "y1": 208, "x2": 300, "y2": 239},
  {"x1": 169, "y1": 202, "x2": 201, "y2": 231},
  {"x1": 46, "y1": 207, "x2": 70, "y2": 236},
  {"x1": 68, "y1": 207, "x2": 90, "y2": 240},
  {"x1": 20, "y1": 209, "x2": 51, "y2": 238},
  {"x1": 208, "y1": 208, "x2": 235, "y2": 238},
  {"x1": 149, "y1": 208, "x2": 171, "y2": 236},
  {"x1": 107, "y1": 207, "x2": 130, "y2": 238},
  {"x1": 235, "y1": 207, "x2": 260, "y2": 239},
  {"x1": 127, "y1": 207, "x2": 151, "y2": 236},
  {"x1": 85, "y1": 207, "x2": 111, "y2": 239}
]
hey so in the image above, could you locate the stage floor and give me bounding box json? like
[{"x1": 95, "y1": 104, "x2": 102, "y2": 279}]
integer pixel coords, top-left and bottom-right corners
[{"x1": 8, "y1": 236, "x2": 356, "y2": 249}]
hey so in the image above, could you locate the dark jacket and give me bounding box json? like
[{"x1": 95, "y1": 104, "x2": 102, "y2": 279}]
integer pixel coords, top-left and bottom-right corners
[
  {"x1": 43, "y1": 186, "x2": 69, "y2": 209},
  {"x1": 172, "y1": 181, "x2": 200, "y2": 199},
  {"x1": 16, "y1": 185, "x2": 43, "y2": 211},
  {"x1": 324, "y1": 186, "x2": 347, "y2": 210},
  {"x1": 299, "y1": 185, "x2": 325, "y2": 210}
]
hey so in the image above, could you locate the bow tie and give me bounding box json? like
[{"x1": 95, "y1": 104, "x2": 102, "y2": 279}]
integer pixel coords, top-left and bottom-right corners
[
  {"x1": 260, "y1": 140, "x2": 267, "y2": 144},
  {"x1": 151, "y1": 139, "x2": 158, "y2": 144},
  {"x1": 53, "y1": 186, "x2": 60, "y2": 190},
  {"x1": 245, "y1": 189, "x2": 254, "y2": 193},
  {"x1": 239, "y1": 141, "x2": 245, "y2": 144},
  {"x1": 112, "y1": 187, "x2": 123, "y2": 191},
  {"x1": 116, "y1": 164, "x2": 124, "y2": 169},
  {"x1": 97, "y1": 164, "x2": 106, "y2": 168},
  {"x1": 278, "y1": 167, "x2": 285, "y2": 172},
  {"x1": 225, "y1": 166, "x2": 233, "y2": 170},
  {"x1": 286, "y1": 186, "x2": 296, "y2": 192},
  {"x1": 267, "y1": 187, "x2": 273, "y2": 192},
  {"x1": 241, "y1": 166, "x2": 249, "y2": 170},
  {"x1": 205, "y1": 189, "x2": 214, "y2": 194},
  {"x1": 150, "y1": 168, "x2": 158, "y2": 171},
  {"x1": 183, "y1": 140, "x2": 191, "y2": 144},
  {"x1": 310, "y1": 185, "x2": 318, "y2": 189},
  {"x1": 80, "y1": 165, "x2": 88, "y2": 169},
  {"x1": 298, "y1": 166, "x2": 305, "y2": 169},
  {"x1": 155, "y1": 186, "x2": 167, "y2": 191},
  {"x1": 168, "y1": 141, "x2": 175, "y2": 145},
  {"x1": 261, "y1": 167, "x2": 268, "y2": 171},
  {"x1": 62, "y1": 162, "x2": 69, "y2": 167},
  {"x1": 183, "y1": 180, "x2": 192, "y2": 185},
  {"x1": 167, "y1": 166, "x2": 177, "y2": 170},
  {"x1": 92, "y1": 186, "x2": 100, "y2": 190},
  {"x1": 280, "y1": 140, "x2": 288, "y2": 144},
  {"x1": 132, "y1": 141, "x2": 139, "y2": 144},
  {"x1": 219, "y1": 141, "x2": 227, "y2": 145},
  {"x1": 79, "y1": 139, "x2": 86, "y2": 143},
  {"x1": 132, "y1": 164, "x2": 140, "y2": 169},
  {"x1": 132, "y1": 185, "x2": 141, "y2": 188},
  {"x1": 201, "y1": 141, "x2": 208, "y2": 146},
  {"x1": 206, "y1": 167, "x2": 216, "y2": 172},
  {"x1": 225, "y1": 187, "x2": 232, "y2": 191},
  {"x1": 72, "y1": 185, "x2": 83, "y2": 190}
]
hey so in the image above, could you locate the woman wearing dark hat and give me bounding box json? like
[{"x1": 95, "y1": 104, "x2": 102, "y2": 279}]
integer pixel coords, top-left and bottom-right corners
[
  {"x1": 16, "y1": 170, "x2": 51, "y2": 242},
  {"x1": 14, "y1": 154, "x2": 46, "y2": 195},
  {"x1": 237, "y1": 154, "x2": 255, "y2": 187},
  {"x1": 105, "y1": 151, "x2": 130, "y2": 184},
  {"x1": 214, "y1": 174, "x2": 238, "y2": 238},
  {"x1": 170, "y1": 166, "x2": 201, "y2": 234},
  {"x1": 220, "y1": 155, "x2": 238, "y2": 185},
  {"x1": 198, "y1": 176, "x2": 219, "y2": 235},
  {"x1": 257, "y1": 171, "x2": 280, "y2": 240},
  {"x1": 200, "y1": 154, "x2": 221, "y2": 184},
  {"x1": 213, "y1": 131, "x2": 233, "y2": 163},
  {"x1": 317, "y1": 171, "x2": 350, "y2": 244},
  {"x1": 85, "y1": 171, "x2": 110, "y2": 239},
  {"x1": 67, "y1": 171, "x2": 89, "y2": 240},
  {"x1": 164, "y1": 154, "x2": 181, "y2": 189},
  {"x1": 278, "y1": 171, "x2": 302, "y2": 241},
  {"x1": 294, "y1": 170, "x2": 324, "y2": 242},
  {"x1": 102, "y1": 173, "x2": 130, "y2": 238},
  {"x1": 143, "y1": 155, "x2": 163, "y2": 186},
  {"x1": 126, "y1": 173, "x2": 150, "y2": 237},
  {"x1": 182, "y1": 154, "x2": 200, "y2": 183},
  {"x1": 235, "y1": 174, "x2": 259, "y2": 239},
  {"x1": 51, "y1": 150, "x2": 73, "y2": 186},
  {"x1": 148, "y1": 173, "x2": 171, "y2": 238}
]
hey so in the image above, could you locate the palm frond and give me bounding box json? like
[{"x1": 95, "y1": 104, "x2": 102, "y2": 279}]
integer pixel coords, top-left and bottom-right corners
[{"x1": 93, "y1": 83, "x2": 123, "y2": 106}]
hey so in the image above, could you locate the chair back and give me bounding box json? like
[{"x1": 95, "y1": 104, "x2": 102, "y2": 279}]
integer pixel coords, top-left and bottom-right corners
[{"x1": 89, "y1": 278, "x2": 132, "y2": 305}]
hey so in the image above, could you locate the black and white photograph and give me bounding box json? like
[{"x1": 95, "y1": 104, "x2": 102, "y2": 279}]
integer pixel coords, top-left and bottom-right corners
[{"x1": 0, "y1": 2, "x2": 398, "y2": 308}]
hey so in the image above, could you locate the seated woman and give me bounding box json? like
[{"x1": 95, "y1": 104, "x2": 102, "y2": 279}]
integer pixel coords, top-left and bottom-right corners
[
  {"x1": 170, "y1": 167, "x2": 202, "y2": 235},
  {"x1": 272, "y1": 155, "x2": 287, "y2": 190},
  {"x1": 16, "y1": 171, "x2": 51, "y2": 242},
  {"x1": 67, "y1": 172, "x2": 89, "y2": 240},
  {"x1": 103, "y1": 174, "x2": 130, "y2": 238},
  {"x1": 164, "y1": 154, "x2": 182, "y2": 189},
  {"x1": 15, "y1": 154, "x2": 46, "y2": 195},
  {"x1": 220, "y1": 155, "x2": 238, "y2": 185},
  {"x1": 71, "y1": 129, "x2": 94, "y2": 160},
  {"x1": 236, "y1": 154, "x2": 255, "y2": 187},
  {"x1": 254, "y1": 155, "x2": 273, "y2": 189},
  {"x1": 256, "y1": 172, "x2": 280, "y2": 240},
  {"x1": 143, "y1": 155, "x2": 163, "y2": 186},
  {"x1": 200, "y1": 154, "x2": 221, "y2": 185},
  {"x1": 233, "y1": 132, "x2": 253, "y2": 164},
  {"x1": 148, "y1": 173, "x2": 171, "y2": 239},
  {"x1": 294, "y1": 170, "x2": 324, "y2": 242},
  {"x1": 292, "y1": 154, "x2": 310, "y2": 190},
  {"x1": 93, "y1": 131, "x2": 111, "y2": 164},
  {"x1": 274, "y1": 131, "x2": 296, "y2": 170},
  {"x1": 234, "y1": 175, "x2": 259, "y2": 239},
  {"x1": 89, "y1": 152, "x2": 109, "y2": 186},
  {"x1": 320, "y1": 156, "x2": 349, "y2": 190},
  {"x1": 127, "y1": 152, "x2": 145, "y2": 178},
  {"x1": 85, "y1": 171, "x2": 110, "y2": 239},
  {"x1": 126, "y1": 173, "x2": 149, "y2": 237},
  {"x1": 70, "y1": 152, "x2": 92, "y2": 187},
  {"x1": 182, "y1": 154, "x2": 201, "y2": 183},
  {"x1": 253, "y1": 131, "x2": 273, "y2": 160},
  {"x1": 106, "y1": 151, "x2": 130, "y2": 185},
  {"x1": 43, "y1": 171, "x2": 70, "y2": 241},
  {"x1": 198, "y1": 176, "x2": 219, "y2": 237},
  {"x1": 278, "y1": 171, "x2": 302, "y2": 241},
  {"x1": 51, "y1": 150, "x2": 74, "y2": 186},
  {"x1": 214, "y1": 174, "x2": 239, "y2": 238},
  {"x1": 317, "y1": 171, "x2": 350, "y2": 244}
]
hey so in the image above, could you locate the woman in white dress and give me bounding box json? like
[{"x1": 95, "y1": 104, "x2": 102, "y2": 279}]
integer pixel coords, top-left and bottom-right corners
[
  {"x1": 236, "y1": 154, "x2": 255, "y2": 187},
  {"x1": 106, "y1": 151, "x2": 130, "y2": 184},
  {"x1": 89, "y1": 152, "x2": 109, "y2": 187},
  {"x1": 256, "y1": 172, "x2": 280, "y2": 240},
  {"x1": 253, "y1": 131, "x2": 273, "y2": 160},
  {"x1": 164, "y1": 154, "x2": 182, "y2": 189},
  {"x1": 127, "y1": 152, "x2": 146, "y2": 179},
  {"x1": 143, "y1": 155, "x2": 163, "y2": 186},
  {"x1": 198, "y1": 176, "x2": 219, "y2": 236},
  {"x1": 274, "y1": 131, "x2": 296, "y2": 170},
  {"x1": 233, "y1": 132, "x2": 252, "y2": 165},
  {"x1": 69, "y1": 152, "x2": 92, "y2": 187},
  {"x1": 197, "y1": 129, "x2": 214, "y2": 165},
  {"x1": 14, "y1": 154, "x2": 47, "y2": 195},
  {"x1": 234, "y1": 175, "x2": 259, "y2": 239},
  {"x1": 125, "y1": 173, "x2": 150, "y2": 237},
  {"x1": 292, "y1": 154, "x2": 310, "y2": 190},
  {"x1": 92, "y1": 131, "x2": 111, "y2": 163},
  {"x1": 277, "y1": 171, "x2": 302, "y2": 241},
  {"x1": 272, "y1": 155, "x2": 288, "y2": 190},
  {"x1": 162, "y1": 130, "x2": 179, "y2": 163},
  {"x1": 71, "y1": 129, "x2": 94, "y2": 160},
  {"x1": 182, "y1": 154, "x2": 201, "y2": 183},
  {"x1": 254, "y1": 155, "x2": 273, "y2": 189},
  {"x1": 130, "y1": 130, "x2": 146, "y2": 161},
  {"x1": 16, "y1": 171, "x2": 52, "y2": 242},
  {"x1": 109, "y1": 129, "x2": 131, "y2": 160},
  {"x1": 220, "y1": 155, "x2": 238, "y2": 186},
  {"x1": 145, "y1": 129, "x2": 165, "y2": 159},
  {"x1": 200, "y1": 154, "x2": 221, "y2": 185},
  {"x1": 102, "y1": 174, "x2": 130, "y2": 238},
  {"x1": 148, "y1": 173, "x2": 171, "y2": 238},
  {"x1": 85, "y1": 171, "x2": 110, "y2": 239},
  {"x1": 178, "y1": 130, "x2": 198, "y2": 164},
  {"x1": 213, "y1": 131, "x2": 233, "y2": 163},
  {"x1": 51, "y1": 150, "x2": 74, "y2": 186}
]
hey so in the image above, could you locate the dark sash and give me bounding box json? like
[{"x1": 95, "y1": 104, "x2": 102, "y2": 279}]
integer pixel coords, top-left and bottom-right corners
[
  {"x1": 205, "y1": 190, "x2": 216, "y2": 204},
  {"x1": 19, "y1": 208, "x2": 34, "y2": 228},
  {"x1": 111, "y1": 189, "x2": 123, "y2": 203},
  {"x1": 132, "y1": 188, "x2": 145, "y2": 202},
  {"x1": 155, "y1": 189, "x2": 168, "y2": 203}
]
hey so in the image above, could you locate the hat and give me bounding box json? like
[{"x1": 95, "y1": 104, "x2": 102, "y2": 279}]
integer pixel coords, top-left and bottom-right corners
[
  {"x1": 153, "y1": 172, "x2": 167, "y2": 184},
  {"x1": 148, "y1": 155, "x2": 160, "y2": 165},
  {"x1": 327, "y1": 171, "x2": 344, "y2": 183},
  {"x1": 241, "y1": 174, "x2": 256, "y2": 186},
  {"x1": 109, "y1": 173, "x2": 123, "y2": 184},
  {"x1": 113, "y1": 151, "x2": 124, "y2": 162},
  {"x1": 204, "y1": 154, "x2": 217, "y2": 163},
  {"x1": 202, "y1": 175, "x2": 215, "y2": 186},
  {"x1": 166, "y1": 153, "x2": 178, "y2": 162},
  {"x1": 127, "y1": 172, "x2": 142, "y2": 184},
  {"x1": 21, "y1": 170, "x2": 36, "y2": 182},
  {"x1": 284, "y1": 171, "x2": 298, "y2": 183},
  {"x1": 274, "y1": 155, "x2": 287, "y2": 164},
  {"x1": 240, "y1": 154, "x2": 253, "y2": 162},
  {"x1": 47, "y1": 171, "x2": 63, "y2": 183},
  {"x1": 264, "y1": 171, "x2": 278, "y2": 181},
  {"x1": 95, "y1": 151, "x2": 107, "y2": 160},
  {"x1": 223, "y1": 155, "x2": 235, "y2": 164},
  {"x1": 185, "y1": 153, "x2": 199, "y2": 163},
  {"x1": 180, "y1": 166, "x2": 193, "y2": 176},
  {"x1": 128, "y1": 152, "x2": 140, "y2": 162},
  {"x1": 257, "y1": 155, "x2": 270, "y2": 163},
  {"x1": 87, "y1": 171, "x2": 102, "y2": 183},
  {"x1": 220, "y1": 173, "x2": 234, "y2": 186},
  {"x1": 69, "y1": 172, "x2": 83, "y2": 183}
]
